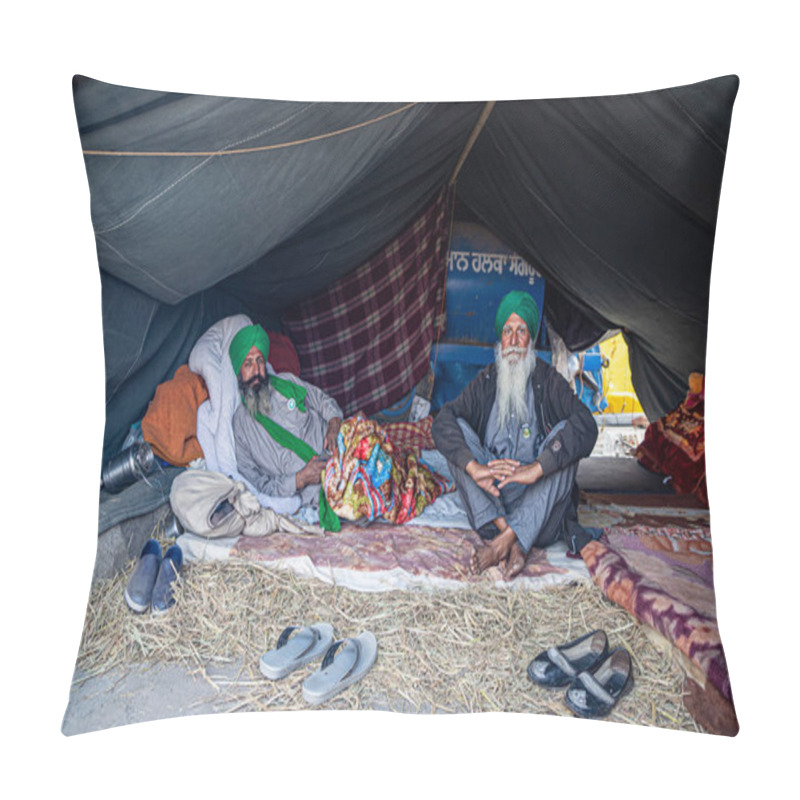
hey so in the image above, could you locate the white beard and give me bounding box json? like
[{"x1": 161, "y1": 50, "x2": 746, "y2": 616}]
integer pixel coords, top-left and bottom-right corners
[
  {"x1": 241, "y1": 378, "x2": 272, "y2": 418},
  {"x1": 495, "y1": 341, "x2": 536, "y2": 430}
]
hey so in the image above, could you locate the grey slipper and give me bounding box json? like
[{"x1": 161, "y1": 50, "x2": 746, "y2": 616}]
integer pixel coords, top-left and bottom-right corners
[
  {"x1": 259, "y1": 623, "x2": 335, "y2": 680},
  {"x1": 302, "y1": 631, "x2": 377, "y2": 705}
]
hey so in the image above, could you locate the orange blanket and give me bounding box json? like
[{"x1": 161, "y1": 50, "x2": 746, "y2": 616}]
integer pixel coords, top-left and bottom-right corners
[{"x1": 142, "y1": 365, "x2": 209, "y2": 466}]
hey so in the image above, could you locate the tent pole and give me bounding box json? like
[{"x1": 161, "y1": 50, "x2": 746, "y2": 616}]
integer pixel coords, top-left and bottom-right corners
[{"x1": 448, "y1": 101, "x2": 496, "y2": 187}]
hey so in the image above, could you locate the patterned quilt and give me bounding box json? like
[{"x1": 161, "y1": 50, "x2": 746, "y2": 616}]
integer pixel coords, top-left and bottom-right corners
[
  {"x1": 232, "y1": 521, "x2": 584, "y2": 591},
  {"x1": 581, "y1": 522, "x2": 732, "y2": 702},
  {"x1": 635, "y1": 372, "x2": 707, "y2": 505},
  {"x1": 324, "y1": 415, "x2": 452, "y2": 525}
]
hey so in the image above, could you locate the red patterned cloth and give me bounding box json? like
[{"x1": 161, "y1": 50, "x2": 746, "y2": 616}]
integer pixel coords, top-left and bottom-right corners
[
  {"x1": 282, "y1": 189, "x2": 450, "y2": 416},
  {"x1": 382, "y1": 416, "x2": 436, "y2": 451},
  {"x1": 635, "y1": 373, "x2": 707, "y2": 505}
]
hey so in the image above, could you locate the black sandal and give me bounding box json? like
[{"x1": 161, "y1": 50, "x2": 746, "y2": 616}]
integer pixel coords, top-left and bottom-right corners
[
  {"x1": 564, "y1": 648, "x2": 634, "y2": 718},
  {"x1": 527, "y1": 630, "x2": 609, "y2": 687}
]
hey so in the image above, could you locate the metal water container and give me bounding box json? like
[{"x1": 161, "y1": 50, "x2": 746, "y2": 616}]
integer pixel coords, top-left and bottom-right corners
[{"x1": 100, "y1": 442, "x2": 156, "y2": 494}]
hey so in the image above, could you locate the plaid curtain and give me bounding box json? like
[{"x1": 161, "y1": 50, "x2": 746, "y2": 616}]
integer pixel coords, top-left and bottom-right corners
[{"x1": 283, "y1": 188, "x2": 451, "y2": 416}]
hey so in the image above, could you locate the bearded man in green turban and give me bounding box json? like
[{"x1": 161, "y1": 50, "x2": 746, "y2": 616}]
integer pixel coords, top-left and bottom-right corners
[
  {"x1": 432, "y1": 291, "x2": 598, "y2": 579},
  {"x1": 230, "y1": 324, "x2": 343, "y2": 509}
]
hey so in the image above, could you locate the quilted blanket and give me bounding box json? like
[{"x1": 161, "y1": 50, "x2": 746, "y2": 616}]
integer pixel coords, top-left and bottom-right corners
[
  {"x1": 581, "y1": 522, "x2": 731, "y2": 702},
  {"x1": 323, "y1": 415, "x2": 452, "y2": 525},
  {"x1": 635, "y1": 372, "x2": 707, "y2": 506},
  {"x1": 229, "y1": 521, "x2": 587, "y2": 592}
]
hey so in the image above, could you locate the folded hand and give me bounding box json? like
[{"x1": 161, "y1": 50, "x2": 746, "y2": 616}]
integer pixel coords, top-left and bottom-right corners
[
  {"x1": 496, "y1": 461, "x2": 543, "y2": 489},
  {"x1": 466, "y1": 460, "x2": 500, "y2": 497}
]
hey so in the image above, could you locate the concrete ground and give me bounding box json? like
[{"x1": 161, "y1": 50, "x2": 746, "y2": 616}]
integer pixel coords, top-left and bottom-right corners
[{"x1": 63, "y1": 661, "x2": 248, "y2": 735}]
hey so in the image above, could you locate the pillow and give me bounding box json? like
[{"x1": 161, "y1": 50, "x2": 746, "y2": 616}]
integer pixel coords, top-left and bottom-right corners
[{"x1": 64, "y1": 74, "x2": 739, "y2": 737}]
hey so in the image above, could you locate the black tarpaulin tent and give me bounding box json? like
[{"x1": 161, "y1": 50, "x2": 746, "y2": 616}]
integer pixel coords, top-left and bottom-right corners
[{"x1": 72, "y1": 74, "x2": 738, "y2": 463}]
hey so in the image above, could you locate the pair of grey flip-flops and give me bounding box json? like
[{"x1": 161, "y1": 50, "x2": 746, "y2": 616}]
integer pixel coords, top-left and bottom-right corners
[{"x1": 259, "y1": 623, "x2": 377, "y2": 705}]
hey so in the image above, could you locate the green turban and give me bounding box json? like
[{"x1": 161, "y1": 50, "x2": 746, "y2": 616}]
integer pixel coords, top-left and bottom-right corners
[
  {"x1": 229, "y1": 324, "x2": 270, "y2": 375},
  {"x1": 229, "y1": 323, "x2": 309, "y2": 413},
  {"x1": 494, "y1": 291, "x2": 540, "y2": 341}
]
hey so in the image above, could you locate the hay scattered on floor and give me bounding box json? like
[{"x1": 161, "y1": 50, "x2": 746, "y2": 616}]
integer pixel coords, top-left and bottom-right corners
[{"x1": 74, "y1": 547, "x2": 701, "y2": 731}]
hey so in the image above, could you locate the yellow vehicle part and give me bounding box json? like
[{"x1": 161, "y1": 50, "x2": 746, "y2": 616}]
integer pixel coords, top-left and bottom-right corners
[{"x1": 598, "y1": 333, "x2": 643, "y2": 415}]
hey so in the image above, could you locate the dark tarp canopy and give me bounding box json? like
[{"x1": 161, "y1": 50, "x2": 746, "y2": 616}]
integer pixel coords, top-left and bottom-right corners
[{"x1": 72, "y1": 75, "x2": 738, "y2": 463}]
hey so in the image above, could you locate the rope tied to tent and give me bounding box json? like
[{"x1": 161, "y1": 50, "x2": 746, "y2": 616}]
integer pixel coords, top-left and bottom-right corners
[{"x1": 82, "y1": 103, "x2": 419, "y2": 157}]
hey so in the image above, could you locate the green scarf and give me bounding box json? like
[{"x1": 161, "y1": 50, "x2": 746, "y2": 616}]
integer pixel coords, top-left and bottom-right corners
[
  {"x1": 251, "y1": 410, "x2": 340, "y2": 532},
  {"x1": 268, "y1": 376, "x2": 308, "y2": 413}
]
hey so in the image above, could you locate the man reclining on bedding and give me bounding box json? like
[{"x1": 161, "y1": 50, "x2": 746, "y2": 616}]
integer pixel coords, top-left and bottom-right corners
[
  {"x1": 230, "y1": 324, "x2": 342, "y2": 510},
  {"x1": 230, "y1": 323, "x2": 451, "y2": 529},
  {"x1": 432, "y1": 291, "x2": 598, "y2": 580}
]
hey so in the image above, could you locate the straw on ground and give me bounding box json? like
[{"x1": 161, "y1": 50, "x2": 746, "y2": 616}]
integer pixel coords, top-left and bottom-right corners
[{"x1": 75, "y1": 547, "x2": 701, "y2": 731}]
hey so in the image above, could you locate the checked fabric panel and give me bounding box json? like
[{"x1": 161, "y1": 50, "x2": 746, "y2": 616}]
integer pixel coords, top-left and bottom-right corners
[{"x1": 283, "y1": 189, "x2": 451, "y2": 417}]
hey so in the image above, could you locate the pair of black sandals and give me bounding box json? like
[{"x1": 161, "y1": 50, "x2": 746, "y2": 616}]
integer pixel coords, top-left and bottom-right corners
[{"x1": 527, "y1": 630, "x2": 634, "y2": 718}]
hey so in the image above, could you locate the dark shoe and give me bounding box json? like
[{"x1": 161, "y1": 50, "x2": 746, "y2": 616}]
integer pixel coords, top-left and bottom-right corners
[
  {"x1": 527, "y1": 629, "x2": 609, "y2": 687},
  {"x1": 151, "y1": 544, "x2": 183, "y2": 615},
  {"x1": 124, "y1": 539, "x2": 162, "y2": 613},
  {"x1": 564, "y1": 647, "x2": 634, "y2": 718}
]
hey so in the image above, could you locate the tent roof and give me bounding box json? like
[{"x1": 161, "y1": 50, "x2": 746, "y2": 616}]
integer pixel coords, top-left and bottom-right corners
[{"x1": 73, "y1": 75, "x2": 738, "y2": 460}]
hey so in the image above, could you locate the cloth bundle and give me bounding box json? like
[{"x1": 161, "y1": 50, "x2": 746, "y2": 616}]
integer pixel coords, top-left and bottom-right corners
[
  {"x1": 323, "y1": 415, "x2": 453, "y2": 525},
  {"x1": 382, "y1": 416, "x2": 436, "y2": 451},
  {"x1": 635, "y1": 372, "x2": 707, "y2": 506},
  {"x1": 170, "y1": 469, "x2": 321, "y2": 538}
]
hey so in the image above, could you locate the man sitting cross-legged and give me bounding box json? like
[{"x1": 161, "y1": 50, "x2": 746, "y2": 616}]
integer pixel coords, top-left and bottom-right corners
[{"x1": 432, "y1": 291, "x2": 598, "y2": 580}]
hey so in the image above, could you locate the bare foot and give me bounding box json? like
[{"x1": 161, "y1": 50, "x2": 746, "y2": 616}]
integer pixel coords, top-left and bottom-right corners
[
  {"x1": 502, "y1": 541, "x2": 527, "y2": 580},
  {"x1": 469, "y1": 527, "x2": 516, "y2": 575}
]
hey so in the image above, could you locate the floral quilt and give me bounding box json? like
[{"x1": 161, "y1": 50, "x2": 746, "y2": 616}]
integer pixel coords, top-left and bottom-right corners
[{"x1": 323, "y1": 415, "x2": 452, "y2": 525}]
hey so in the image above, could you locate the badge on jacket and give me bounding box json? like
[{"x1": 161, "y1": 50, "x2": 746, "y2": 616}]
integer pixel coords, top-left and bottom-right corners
[{"x1": 522, "y1": 424, "x2": 531, "y2": 439}]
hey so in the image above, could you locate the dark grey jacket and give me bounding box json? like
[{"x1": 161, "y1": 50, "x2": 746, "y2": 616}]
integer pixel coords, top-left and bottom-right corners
[
  {"x1": 432, "y1": 359, "x2": 599, "y2": 553},
  {"x1": 432, "y1": 359, "x2": 598, "y2": 476}
]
